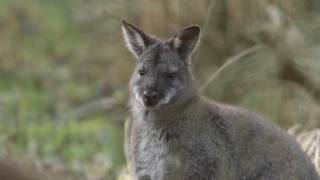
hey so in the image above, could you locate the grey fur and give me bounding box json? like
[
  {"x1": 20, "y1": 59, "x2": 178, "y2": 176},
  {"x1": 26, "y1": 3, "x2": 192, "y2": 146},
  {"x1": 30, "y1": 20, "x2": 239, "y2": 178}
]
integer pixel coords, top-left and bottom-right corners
[{"x1": 122, "y1": 21, "x2": 320, "y2": 180}]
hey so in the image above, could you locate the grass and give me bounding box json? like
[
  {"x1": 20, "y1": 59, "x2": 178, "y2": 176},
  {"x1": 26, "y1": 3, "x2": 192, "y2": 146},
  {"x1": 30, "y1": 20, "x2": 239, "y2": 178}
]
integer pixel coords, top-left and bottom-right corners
[
  {"x1": 290, "y1": 127, "x2": 320, "y2": 174},
  {"x1": 0, "y1": 117, "x2": 125, "y2": 179}
]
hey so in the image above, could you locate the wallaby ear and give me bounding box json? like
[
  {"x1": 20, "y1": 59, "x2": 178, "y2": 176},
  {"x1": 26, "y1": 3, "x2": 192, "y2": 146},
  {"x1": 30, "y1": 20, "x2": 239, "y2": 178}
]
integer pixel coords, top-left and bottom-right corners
[
  {"x1": 122, "y1": 21, "x2": 154, "y2": 58},
  {"x1": 169, "y1": 25, "x2": 201, "y2": 62}
]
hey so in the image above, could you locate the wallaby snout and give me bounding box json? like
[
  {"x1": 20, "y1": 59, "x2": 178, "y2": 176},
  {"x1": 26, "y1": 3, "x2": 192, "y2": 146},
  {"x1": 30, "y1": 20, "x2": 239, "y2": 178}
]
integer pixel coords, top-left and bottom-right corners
[{"x1": 142, "y1": 89, "x2": 159, "y2": 107}]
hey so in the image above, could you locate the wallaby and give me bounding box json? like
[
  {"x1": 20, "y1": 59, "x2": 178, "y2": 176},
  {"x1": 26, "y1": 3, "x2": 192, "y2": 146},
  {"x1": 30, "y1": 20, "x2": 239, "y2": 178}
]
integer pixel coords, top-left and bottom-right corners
[{"x1": 122, "y1": 21, "x2": 320, "y2": 180}]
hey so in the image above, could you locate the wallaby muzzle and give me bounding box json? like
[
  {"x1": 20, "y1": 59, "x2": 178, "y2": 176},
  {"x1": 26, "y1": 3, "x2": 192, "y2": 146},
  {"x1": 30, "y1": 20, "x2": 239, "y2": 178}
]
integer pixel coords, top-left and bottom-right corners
[{"x1": 142, "y1": 89, "x2": 159, "y2": 107}]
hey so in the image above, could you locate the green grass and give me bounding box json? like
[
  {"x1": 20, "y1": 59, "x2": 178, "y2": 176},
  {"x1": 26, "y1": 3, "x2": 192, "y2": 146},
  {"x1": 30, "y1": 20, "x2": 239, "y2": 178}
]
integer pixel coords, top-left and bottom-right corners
[{"x1": 0, "y1": 116, "x2": 125, "y2": 177}]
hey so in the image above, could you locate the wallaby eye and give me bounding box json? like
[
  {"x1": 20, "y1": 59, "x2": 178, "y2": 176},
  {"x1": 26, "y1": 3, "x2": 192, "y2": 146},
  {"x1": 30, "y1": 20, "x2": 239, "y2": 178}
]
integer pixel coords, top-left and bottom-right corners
[{"x1": 139, "y1": 70, "x2": 146, "y2": 76}]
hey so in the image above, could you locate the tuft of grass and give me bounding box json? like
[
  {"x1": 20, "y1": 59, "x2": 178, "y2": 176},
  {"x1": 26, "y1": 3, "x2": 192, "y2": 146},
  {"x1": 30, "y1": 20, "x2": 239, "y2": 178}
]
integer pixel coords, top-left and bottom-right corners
[{"x1": 290, "y1": 127, "x2": 320, "y2": 174}]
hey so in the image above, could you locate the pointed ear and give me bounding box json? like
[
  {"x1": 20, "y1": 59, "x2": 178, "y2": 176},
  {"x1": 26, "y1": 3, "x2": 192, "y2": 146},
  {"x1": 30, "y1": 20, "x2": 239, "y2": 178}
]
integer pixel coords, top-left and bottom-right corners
[
  {"x1": 122, "y1": 21, "x2": 154, "y2": 58},
  {"x1": 169, "y1": 25, "x2": 201, "y2": 62}
]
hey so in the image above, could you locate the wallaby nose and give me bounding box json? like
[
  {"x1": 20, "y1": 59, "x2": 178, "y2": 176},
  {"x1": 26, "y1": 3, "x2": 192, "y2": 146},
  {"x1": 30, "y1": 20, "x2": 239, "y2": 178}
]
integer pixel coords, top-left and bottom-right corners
[{"x1": 143, "y1": 90, "x2": 159, "y2": 107}]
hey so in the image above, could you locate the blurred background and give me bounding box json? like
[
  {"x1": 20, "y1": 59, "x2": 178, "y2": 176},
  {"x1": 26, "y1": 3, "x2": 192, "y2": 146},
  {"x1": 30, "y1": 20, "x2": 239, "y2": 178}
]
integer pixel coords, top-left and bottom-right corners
[{"x1": 0, "y1": 0, "x2": 319, "y2": 179}]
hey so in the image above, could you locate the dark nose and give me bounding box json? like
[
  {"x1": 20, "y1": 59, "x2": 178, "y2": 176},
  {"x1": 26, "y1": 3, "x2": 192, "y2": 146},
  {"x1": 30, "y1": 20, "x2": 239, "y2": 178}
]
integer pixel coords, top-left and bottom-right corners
[{"x1": 143, "y1": 90, "x2": 159, "y2": 106}]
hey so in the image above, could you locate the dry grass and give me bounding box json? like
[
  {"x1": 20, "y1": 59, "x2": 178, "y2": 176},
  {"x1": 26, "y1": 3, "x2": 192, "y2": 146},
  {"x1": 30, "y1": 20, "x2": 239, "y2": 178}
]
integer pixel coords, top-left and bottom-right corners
[{"x1": 290, "y1": 127, "x2": 320, "y2": 174}]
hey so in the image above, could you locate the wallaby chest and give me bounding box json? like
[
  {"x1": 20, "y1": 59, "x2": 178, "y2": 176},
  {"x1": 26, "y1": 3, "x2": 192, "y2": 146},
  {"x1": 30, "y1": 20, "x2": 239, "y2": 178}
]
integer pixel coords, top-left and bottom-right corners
[
  {"x1": 131, "y1": 114, "x2": 183, "y2": 179},
  {"x1": 130, "y1": 111, "x2": 232, "y2": 180}
]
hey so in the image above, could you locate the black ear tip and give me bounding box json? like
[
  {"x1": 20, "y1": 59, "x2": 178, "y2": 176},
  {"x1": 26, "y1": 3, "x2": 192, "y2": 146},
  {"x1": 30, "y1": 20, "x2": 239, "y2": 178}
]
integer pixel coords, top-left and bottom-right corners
[
  {"x1": 122, "y1": 20, "x2": 136, "y2": 29},
  {"x1": 122, "y1": 20, "x2": 129, "y2": 26},
  {"x1": 190, "y1": 25, "x2": 201, "y2": 29},
  {"x1": 190, "y1": 25, "x2": 201, "y2": 33},
  {"x1": 121, "y1": 20, "x2": 140, "y2": 32},
  {"x1": 182, "y1": 25, "x2": 201, "y2": 34},
  {"x1": 179, "y1": 25, "x2": 201, "y2": 38}
]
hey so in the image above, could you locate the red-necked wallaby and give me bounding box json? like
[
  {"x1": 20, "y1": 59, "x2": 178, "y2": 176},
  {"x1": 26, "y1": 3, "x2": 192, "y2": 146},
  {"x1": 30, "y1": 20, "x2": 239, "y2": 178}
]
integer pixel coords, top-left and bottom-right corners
[{"x1": 122, "y1": 21, "x2": 319, "y2": 180}]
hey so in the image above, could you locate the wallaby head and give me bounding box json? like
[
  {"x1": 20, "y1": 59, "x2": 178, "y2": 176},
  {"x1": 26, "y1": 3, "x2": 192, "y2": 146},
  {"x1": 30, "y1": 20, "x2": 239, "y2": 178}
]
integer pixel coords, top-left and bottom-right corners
[{"x1": 122, "y1": 21, "x2": 201, "y2": 110}]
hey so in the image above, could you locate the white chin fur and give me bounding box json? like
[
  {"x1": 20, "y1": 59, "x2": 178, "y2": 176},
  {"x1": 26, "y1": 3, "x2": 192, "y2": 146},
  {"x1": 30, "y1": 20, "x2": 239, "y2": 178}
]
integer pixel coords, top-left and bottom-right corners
[
  {"x1": 158, "y1": 88, "x2": 175, "y2": 106},
  {"x1": 132, "y1": 86, "x2": 176, "y2": 108},
  {"x1": 133, "y1": 86, "x2": 144, "y2": 105}
]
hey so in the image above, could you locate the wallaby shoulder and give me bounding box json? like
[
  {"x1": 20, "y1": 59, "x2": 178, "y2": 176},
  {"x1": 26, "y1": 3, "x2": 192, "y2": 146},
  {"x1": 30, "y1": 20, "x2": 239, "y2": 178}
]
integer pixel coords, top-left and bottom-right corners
[{"x1": 206, "y1": 100, "x2": 320, "y2": 179}]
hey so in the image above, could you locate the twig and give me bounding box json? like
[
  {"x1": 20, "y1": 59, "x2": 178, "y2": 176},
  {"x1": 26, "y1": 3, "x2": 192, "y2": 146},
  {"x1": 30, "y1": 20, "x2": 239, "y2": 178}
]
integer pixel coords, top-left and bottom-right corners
[
  {"x1": 56, "y1": 97, "x2": 125, "y2": 122},
  {"x1": 72, "y1": 97, "x2": 116, "y2": 120}
]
